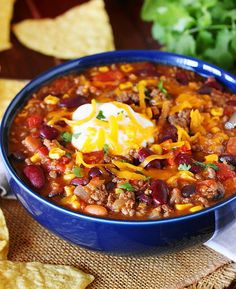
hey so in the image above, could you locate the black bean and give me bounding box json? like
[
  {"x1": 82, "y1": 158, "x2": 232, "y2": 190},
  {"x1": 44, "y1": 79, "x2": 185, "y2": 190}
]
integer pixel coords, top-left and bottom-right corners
[
  {"x1": 105, "y1": 181, "x2": 115, "y2": 191},
  {"x1": 181, "y1": 184, "x2": 196, "y2": 198}
]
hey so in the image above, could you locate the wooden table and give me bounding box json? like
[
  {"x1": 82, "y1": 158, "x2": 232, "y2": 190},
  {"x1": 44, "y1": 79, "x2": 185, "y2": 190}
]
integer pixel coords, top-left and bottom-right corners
[{"x1": 0, "y1": 1, "x2": 235, "y2": 288}]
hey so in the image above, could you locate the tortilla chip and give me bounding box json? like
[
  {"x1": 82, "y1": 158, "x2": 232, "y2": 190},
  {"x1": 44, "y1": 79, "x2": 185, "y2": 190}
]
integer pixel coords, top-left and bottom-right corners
[
  {"x1": 0, "y1": 261, "x2": 94, "y2": 289},
  {"x1": 13, "y1": 0, "x2": 115, "y2": 59},
  {"x1": 0, "y1": 209, "x2": 9, "y2": 260},
  {"x1": 0, "y1": 0, "x2": 15, "y2": 51},
  {"x1": 0, "y1": 79, "x2": 28, "y2": 118}
]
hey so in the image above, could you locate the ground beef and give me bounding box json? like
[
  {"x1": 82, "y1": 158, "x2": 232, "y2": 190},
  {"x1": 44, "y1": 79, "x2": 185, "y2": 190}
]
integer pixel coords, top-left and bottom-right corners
[
  {"x1": 168, "y1": 108, "x2": 191, "y2": 129},
  {"x1": 116, "y1": 91, "x2": 139, "y2": 104}
]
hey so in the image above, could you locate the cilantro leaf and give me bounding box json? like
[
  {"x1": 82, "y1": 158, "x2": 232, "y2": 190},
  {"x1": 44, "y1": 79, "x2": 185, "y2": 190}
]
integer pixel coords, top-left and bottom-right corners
[
  {"x1": 194, "y1": 161, "x2": 219, "y2": 171},
  {"x1": 72, "y1": 167, "x2": 84, "y2": 177},
  {"x1": 104, "y1": 144, "x2": 109, "y2": 154},
  {"x1": 119, "y1": 182, "x2": 135, "y2": 192},
  {"x1": 141, "y1": 0, "x2": 236, "y2": 71},
  {"x1": 178, "y1": 163, "x2": 191, "y2": 171},
  {"x1": 61, "y1": 132, "x2": 72, "y2": 142},
  {"x1": 96, "y1": 110, "x2": 106, "y2": 120},
  {"x1": 157, "y1": 80, "x2": 167, "y2": 94}
]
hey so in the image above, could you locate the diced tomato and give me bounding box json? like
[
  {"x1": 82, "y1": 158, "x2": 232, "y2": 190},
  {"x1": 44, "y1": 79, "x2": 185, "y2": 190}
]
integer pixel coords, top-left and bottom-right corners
[
  {"x1": 55, "y1": 163, "x2": 66, "y2": 173},
  {"x1": 92, "y1": 70, "x2": 124, "y2": 82},
  {"x1": 216, "y1": 163, "x2": 236, "y2": 181},
  {"x1": 224, "y1": 106, "x2": 234, "y2": 116},
  {"x1": 27, "y1": 115, "x2": 43, "y2": 129},
  {"x1": 83, "y1": 151, "x2": 104, "y2": 164},
  {"x1": 37, "y1": 146, "x2": 49, "y2": 156},
  {"x1": 226, "y1": 137, "x2": 236, "y2": 156},
  {"x1": 60, "y1": 156, "x2": 71, "y2": 164},
  {"x1": 223, "y1": 177, "x2": 236, "y2": 194}
]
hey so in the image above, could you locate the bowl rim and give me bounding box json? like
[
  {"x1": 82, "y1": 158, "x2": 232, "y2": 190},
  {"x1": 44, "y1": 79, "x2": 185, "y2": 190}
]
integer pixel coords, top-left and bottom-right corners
[{"x1": 1, "y1": 49, "x2": 236, "y2": 226}]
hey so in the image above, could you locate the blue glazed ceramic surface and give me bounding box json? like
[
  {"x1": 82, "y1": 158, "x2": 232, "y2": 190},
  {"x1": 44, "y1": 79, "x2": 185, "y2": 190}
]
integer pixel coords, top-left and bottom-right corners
[{"x1": 1, "y1": 50, "x2": 236, "y2": 255}]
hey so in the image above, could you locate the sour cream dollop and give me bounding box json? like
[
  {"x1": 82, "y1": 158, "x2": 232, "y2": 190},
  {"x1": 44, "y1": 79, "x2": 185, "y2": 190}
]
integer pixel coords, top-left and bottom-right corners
[{"x1": 70, "y1": 100, "x2": 155, "y2": 156}]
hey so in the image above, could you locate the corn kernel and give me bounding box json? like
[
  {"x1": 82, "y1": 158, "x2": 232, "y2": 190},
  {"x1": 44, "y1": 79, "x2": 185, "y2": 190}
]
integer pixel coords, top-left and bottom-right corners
[
  {"x1": 175, "y1": 204, "x2": 193, "y2": 211},
  {"x1": 30, "y1": 153, "x2": 40, "y2": 163},
  {"x1": 70, "y1": 195, "x2": 81, "y2": 209},
  {"x1": 189, "y1": 205, "x2": 203, "y2": 212},
  {"x1": 63, "y1": 173, "x2": 76, "y2": 181},
  {"x1": 211, "y1": 127, "x2": 220, "y2": 133},
  {"x1": 64, "y1": 185, "x2": 74, "y2": 196},
  {"x1": 205, "y1": 154, "x2": 218, "y2": 163},
  {"x1": 119, "y1": 81, "x2": 133, "y2": 90},
  {"x1": 120, "y1": 64, "x2": 133, "y2": 72},
  {"x1": 146, "y1": 107, "x2": 153, "y2": 119},
  {"x1": 44, "y1": 95, "x2": 59, "y2": 105},
  {"x1": 98, "y1": 66, "x2": 109, "y2": 72},
  {"x1": 49, "y1": 148, "x2": 66, "y2": 160},
  {"x1": 210, "y1": 107, "x2": 223, "y2": 117}
]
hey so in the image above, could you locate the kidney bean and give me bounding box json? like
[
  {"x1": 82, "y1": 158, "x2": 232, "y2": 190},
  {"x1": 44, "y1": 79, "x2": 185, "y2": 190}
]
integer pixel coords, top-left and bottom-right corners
[
  {"x1": 105, "y1": 181, "x2": 115, "y2": 191},
  {"x1": 59, "y1": 96, "x2": 87, "y2": 108},
  {"x1": 176, "y1": 71, "x2": 189, "y2": 85},
  {"x1": 219, "y1": 154, "x2": 236, "y2": 166},
  {"x1": 181, "y1": 184, "x2": 196, "y2": 198},
  {"x1": 227, "y1": 100, "x2": 236, "y2": 106},
  {"x1": 55, "y1": 120, "x2": 67, "y2": 127},
  {"x1": 151, "y1": 180, "x2": 169, "y2": 206},
  {"x1": 197, "y1": 85, "x2": 212, "y2": 94},
  {"x1": 40, "y1": 125, "x2": 59, "y2": 140},
  {"x1": 158, "y1": 124, "x2": 178, "y2": 143},
  {"x1": 88, "y1": 167, "x2": 102, "y2": 178},
  {"x1": 71, "y1": 177, "x2": 89, "y2": 186},
  {"x1": 84, "y1": 204, "x2": 108, "y2": 217},
  {"x1": 205, "y1": 78, "x2": 223, "y2": 91},
  {"x1": 175, "y1": 153, "x2": 202, "y2": 174},
  {"x1": 145, "y1": 159, "x2": 162, "y2": 169},
  {"x1": 23, "y1": 165, "x2": 45, "y2": 189},
  {"x1": 137, "y1": 194, "x2": 152, "y2": 206},
  {"x1": 137, "y1": 148, "x2": 153, "y2": 162}
]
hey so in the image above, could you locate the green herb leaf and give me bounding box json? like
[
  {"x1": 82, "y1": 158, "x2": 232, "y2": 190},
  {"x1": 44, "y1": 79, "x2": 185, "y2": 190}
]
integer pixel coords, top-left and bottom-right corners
[
  {"x1": 141, "y1": 0, "x2": 236, "y2": 71},
  {"x1": 157, "y1": 80, "x2": 167, "y2": 94},
  {"x1": 178, "y1": 163, "x2": 191, "y2": 171},
  {"x1": 65, "y1": 152, "x2": 72, "y2": 158},
  {"x1": 104, "y1": 144, "x2": 109, "y2": 154},
  {"x1": 61, "y1": 132, "x2": 72, "y2": 142},
  {"x1": 119, "y1": 182, "x2": 135, "y2": 192},
  {"x1": 96, "y1": 110, "x2": 106, "y2": 120},
  {"x1": 194, "y1": 161, "x2": 219, "y2": 171},
  {"x1": 73, "y1": 132, "x2": 81, "y2": 139},
  {"x1": 72, "y1": 167, "x2": 84, "y2": 177}
]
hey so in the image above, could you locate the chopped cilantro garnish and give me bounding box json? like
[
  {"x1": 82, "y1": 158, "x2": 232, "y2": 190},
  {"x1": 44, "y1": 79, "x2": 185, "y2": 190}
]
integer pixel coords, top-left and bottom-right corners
[
  {"x1": 72, "y1": 167, "x2": 84, "y2": 177},
  {"x1": 65, "y1": 152, "x2": 72, "y2": 158},
  {"x1": 194, "y1": 161, "x2": 219, "y2": 171},
  {"x1": 157, "y1": 80, "x2": 167, "y2": 95},
  {"x1": 73, "y1": 132, "x2": 81, "y2": 139},
  {"x1": 178, "y1": 163, "x2": 191, "y2": 171},
  {"x1": 117, "y1": 110, "x2": 124, "y2": 115},
  {"x1": 119, "y1": 182, "x2": 135, "y2": 192},
  {"x1": 61, "y1": 132, "x2": 72, "y2": 142},
  {"x1": 104, "y1": 144, "x2": 109, "y2": 154},
  {"x1": 96, "y1": 110, "x2": 106, "y2": 120}
]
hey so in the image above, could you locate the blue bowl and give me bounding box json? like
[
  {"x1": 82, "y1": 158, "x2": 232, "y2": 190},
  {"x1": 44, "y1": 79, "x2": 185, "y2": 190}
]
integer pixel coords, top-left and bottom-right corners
[{"x1": 1, "y1": 50, "x2": 236, "y2": 255}]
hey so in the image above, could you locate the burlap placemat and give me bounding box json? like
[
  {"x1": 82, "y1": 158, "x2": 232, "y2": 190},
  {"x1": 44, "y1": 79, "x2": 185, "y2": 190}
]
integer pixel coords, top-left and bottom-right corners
[{"x1": 0, "y1": 199, "x2": 235, "y2": 289}]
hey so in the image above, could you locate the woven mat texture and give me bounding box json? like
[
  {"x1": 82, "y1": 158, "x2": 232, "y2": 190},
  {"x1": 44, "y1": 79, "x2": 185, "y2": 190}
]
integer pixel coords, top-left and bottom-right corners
[{"x1": 1, "y1": 199, "x2": 235, "y2": 289}]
